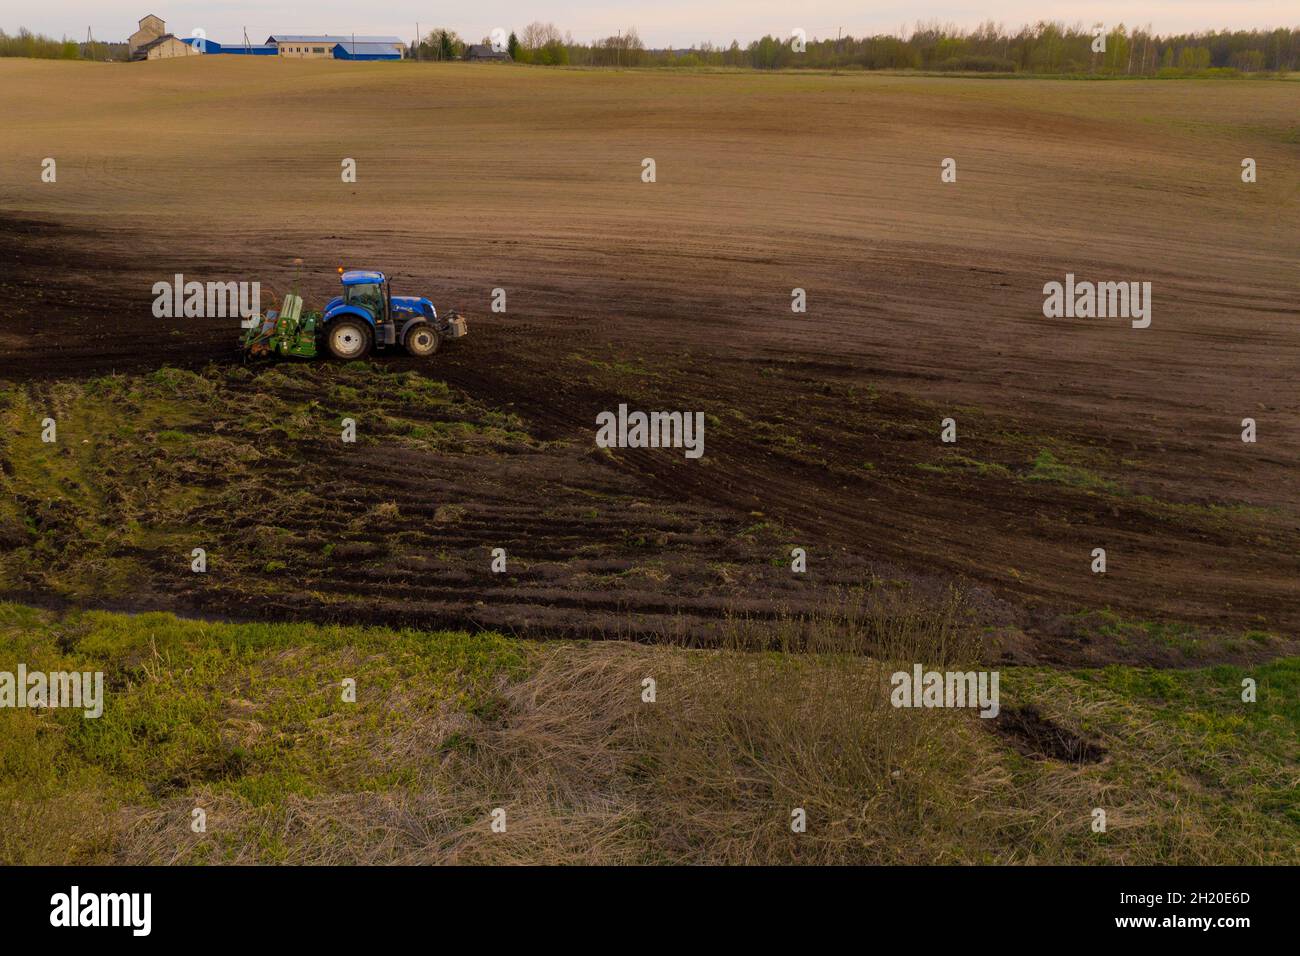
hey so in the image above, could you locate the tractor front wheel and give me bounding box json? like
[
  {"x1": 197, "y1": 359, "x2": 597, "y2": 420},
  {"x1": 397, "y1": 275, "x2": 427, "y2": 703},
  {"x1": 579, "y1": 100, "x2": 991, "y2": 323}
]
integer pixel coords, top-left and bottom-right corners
[
  {"x1": 404, "y1": 323, "x2": 440, "y2": 358},
  {"x1": 326, "y1": 319, "x2": 372, "y2": 360}
]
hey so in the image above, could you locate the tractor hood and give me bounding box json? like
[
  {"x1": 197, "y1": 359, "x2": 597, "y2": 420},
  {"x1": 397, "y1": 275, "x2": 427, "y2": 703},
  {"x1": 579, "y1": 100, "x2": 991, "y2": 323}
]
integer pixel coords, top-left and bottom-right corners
[
  {"x1": 390, "y1": 296, "x2": 435, "y2": 318},
  {"x1": 322, "y1": 296, "x2": 436, "y2": 322}
]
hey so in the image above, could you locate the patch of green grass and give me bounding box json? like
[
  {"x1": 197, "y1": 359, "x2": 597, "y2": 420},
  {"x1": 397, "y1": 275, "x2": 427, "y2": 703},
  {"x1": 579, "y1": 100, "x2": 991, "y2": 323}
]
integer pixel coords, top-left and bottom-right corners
[
  {"x1": 434, "y1": 504, "x2": 467, "y2": 523},
  {"x1": 0, "y1": 603, "x2": 529, "y2": 860},
  {"x1": 916, "y1": 454, "x2": 1012, "y2": 478},
  {"x1": 1131, "y1": 494, "x2": 1272, "y2": 527},
  {"x1": 1026, "y1": 449, "x2": 1118, "y2": 492},
  {"x1": 1070, "y1": 608, "x2": 1282, "y2": 660},
  {"x1": 999, "y1": 659, "x2": 1300, "y2": 851},
  {"x1": 0, "y1": 363, "x2": 543, "y2": 602}
]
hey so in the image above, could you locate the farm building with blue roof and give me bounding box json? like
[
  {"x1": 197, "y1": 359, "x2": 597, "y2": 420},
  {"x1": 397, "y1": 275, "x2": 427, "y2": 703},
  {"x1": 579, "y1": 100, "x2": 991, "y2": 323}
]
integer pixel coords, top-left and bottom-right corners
[
  {"x1": 166, "y1": 26, "x2": 406, "y2": 60},
  {"x1": 268, "y1": 35, "x2": 406, "y2": 59},
  {"x1": 332, "y1": 41, "x2": 404, "y2": 60},
  {"x1": 179, "y1": 38, "x2": 277, "y2": 55}
]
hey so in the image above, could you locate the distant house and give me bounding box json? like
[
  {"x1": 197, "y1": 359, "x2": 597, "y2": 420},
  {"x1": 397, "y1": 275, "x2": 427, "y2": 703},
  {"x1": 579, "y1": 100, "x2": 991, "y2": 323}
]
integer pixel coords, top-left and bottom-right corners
[
  {"x1": 128, "y1": 14, "x2": 174, "y2": 58},
  {"x1": 465, "y1": 44, "x2": 510, "y2": 61},
  {"x1": 267, "y1": 35, "x2": 406, "y2": 59},
  {"x1": 134, "y1": 33, "x2": 201, "y2": 60}
]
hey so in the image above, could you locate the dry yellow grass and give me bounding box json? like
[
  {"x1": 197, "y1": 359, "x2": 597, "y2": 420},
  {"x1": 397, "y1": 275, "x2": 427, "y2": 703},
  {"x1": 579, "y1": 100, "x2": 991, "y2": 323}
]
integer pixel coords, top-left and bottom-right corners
[
  {"x1": 110, "y1": 639, "x2": 1298, "y2": 866},
  {"x1": 3, "y1": 602, "x2": 1293, "y2": 866}
]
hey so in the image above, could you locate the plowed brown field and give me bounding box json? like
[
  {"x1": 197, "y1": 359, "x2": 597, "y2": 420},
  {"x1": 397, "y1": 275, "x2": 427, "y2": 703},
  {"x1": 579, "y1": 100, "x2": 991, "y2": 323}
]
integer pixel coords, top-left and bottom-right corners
[{"x1": 1, "y1": 58, "x2": 1297, "y2": 663}]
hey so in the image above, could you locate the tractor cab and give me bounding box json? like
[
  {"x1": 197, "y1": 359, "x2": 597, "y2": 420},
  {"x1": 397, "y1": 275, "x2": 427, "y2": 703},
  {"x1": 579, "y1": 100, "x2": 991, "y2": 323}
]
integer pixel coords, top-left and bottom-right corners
[{"x1": 340, "y1": 269, "x2": 389, "y2": 324}]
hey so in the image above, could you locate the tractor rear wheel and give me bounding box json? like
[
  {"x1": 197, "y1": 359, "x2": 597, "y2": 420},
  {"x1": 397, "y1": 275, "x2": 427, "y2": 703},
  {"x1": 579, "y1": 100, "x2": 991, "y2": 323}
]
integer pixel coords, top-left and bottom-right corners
[
  {"x1": 327, "y1": 319, "x2": 371, "y2": 360},
  {"x1": 404, "y1": 323, "x2": 440, "y2": 357}
]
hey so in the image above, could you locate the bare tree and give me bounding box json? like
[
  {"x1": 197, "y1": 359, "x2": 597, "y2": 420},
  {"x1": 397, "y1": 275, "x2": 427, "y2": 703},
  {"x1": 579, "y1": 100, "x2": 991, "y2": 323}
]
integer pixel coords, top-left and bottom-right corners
[{"x1": 520, "y1": 21, "x2": 562, "y2": 49}]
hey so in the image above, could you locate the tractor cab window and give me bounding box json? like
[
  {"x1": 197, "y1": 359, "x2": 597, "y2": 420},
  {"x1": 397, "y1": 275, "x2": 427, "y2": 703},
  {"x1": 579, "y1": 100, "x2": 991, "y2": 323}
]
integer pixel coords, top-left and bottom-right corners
[{"x1": 345, "y1": 282, "x2": 385, "y2": 318}]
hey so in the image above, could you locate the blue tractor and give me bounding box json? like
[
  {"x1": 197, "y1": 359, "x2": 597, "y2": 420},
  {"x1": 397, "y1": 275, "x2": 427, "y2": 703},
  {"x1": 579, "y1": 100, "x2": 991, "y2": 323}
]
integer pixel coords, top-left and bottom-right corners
[
  {"x1": 323, "y1": 269, "x2": 466, "y2": 360},
  {"x1": 242, "y1": 268, "x2": 467, "y2": 361}
]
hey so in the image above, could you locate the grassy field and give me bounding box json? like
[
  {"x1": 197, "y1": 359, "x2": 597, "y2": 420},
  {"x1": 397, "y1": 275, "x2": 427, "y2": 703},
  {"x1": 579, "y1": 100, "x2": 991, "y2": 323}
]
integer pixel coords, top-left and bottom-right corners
[{"x1": 2, "y1": 601, "x2": 1295, "y2": 865}]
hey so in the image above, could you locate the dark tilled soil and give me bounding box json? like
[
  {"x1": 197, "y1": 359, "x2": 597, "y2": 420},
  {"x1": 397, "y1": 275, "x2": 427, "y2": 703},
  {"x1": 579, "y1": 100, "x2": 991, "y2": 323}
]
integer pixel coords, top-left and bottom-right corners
[{"x1": 1, "y1": 215, "x2": 1296, "y2": 665}]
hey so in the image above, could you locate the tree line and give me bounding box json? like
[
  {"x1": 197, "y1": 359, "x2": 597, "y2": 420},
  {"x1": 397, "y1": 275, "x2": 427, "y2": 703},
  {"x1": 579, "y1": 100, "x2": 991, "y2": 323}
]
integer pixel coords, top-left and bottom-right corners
[
  {"x1": 0, "y1": 28, "x2": 79, "y2": 58},
  {"x1": 416, "y1": 20, "x2": 1297, "y2": 74},
  {"x1": 5, "y1": 20, "x2": 1297, "y2": 73},
  {"x1": 737, "y1": 22, "x2": 1300, "y2": 74}
]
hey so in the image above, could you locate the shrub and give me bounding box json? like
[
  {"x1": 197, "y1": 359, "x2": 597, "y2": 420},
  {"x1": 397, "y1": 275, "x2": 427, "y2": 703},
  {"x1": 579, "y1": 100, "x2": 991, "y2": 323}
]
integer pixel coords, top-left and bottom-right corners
[{"x1": 0, "y1": 27, "x2": 80, "y2": 59}]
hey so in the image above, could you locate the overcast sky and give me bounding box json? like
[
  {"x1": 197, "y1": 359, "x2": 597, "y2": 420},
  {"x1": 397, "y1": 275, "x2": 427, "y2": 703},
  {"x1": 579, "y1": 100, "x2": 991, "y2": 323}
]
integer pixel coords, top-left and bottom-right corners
[{"x1": 12, "y1": 1, "x2": 1298, "y2": 48}]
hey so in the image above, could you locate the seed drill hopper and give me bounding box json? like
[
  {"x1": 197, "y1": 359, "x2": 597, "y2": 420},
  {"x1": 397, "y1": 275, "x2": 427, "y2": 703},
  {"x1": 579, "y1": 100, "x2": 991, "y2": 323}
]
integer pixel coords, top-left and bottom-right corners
[{"x1": 241, "y1": 294, "x2": 319, "y2": 359}]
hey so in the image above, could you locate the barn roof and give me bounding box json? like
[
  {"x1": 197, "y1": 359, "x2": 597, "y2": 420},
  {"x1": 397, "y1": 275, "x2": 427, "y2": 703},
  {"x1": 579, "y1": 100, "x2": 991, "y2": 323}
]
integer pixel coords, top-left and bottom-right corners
[
  {"x1": 334, "y1": 41, "x2": 403, "y2": 55},
  {"x1": 136, "y1": 34, "x2": 178, "y2": 53},
  {"x1": 180, "y1": 38, "x2": 278, "y2": 53},
  {"x1": 267, "y1": 35, "x2": 403, "y2": 44}
]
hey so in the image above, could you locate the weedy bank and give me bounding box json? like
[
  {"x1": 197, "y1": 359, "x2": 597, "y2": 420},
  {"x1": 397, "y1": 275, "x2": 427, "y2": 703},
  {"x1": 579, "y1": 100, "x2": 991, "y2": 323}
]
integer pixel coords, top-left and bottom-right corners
[{"x1": 1, "y1": 602, "x2": 1294, "y2": 865}]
